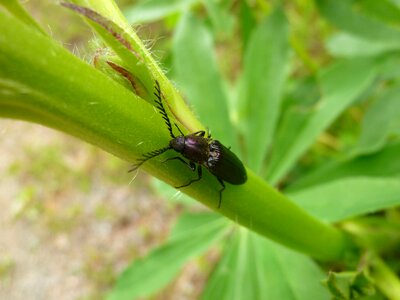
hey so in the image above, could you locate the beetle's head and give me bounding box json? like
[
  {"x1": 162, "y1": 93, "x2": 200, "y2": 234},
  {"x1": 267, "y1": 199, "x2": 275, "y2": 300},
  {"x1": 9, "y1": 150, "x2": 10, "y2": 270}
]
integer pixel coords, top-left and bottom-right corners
[{"x1": 170, "y1": 136, "x2": 185, "y2": 153}]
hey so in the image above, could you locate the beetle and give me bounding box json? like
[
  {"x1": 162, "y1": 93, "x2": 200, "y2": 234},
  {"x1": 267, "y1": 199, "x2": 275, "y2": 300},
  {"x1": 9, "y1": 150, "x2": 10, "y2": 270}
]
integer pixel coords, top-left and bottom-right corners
[{"x1": 130, "y1": 81, "x2": 247, "y2": 208}]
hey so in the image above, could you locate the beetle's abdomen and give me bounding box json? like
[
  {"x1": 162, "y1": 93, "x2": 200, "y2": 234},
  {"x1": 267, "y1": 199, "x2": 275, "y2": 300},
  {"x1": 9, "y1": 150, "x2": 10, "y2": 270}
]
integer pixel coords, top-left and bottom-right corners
[{"x1": 207, "y1": 141, "x2": 247, "y2": 184}]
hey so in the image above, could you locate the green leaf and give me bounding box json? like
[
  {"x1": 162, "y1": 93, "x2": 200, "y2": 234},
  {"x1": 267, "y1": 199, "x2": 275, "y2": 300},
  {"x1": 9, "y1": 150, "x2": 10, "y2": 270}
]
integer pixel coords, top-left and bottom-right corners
[
  {"x1": 267, "y1": 79, "x2": 321, "y2": 175},
  {"x1": 124, "y1": 0, "x2": 199, "y2": 23},
  {"x1": 377, "y1": 53, "x2": 400, "y2": 80},
  {"x1": 267, "y1": 58, "x2": 376, "y2": 185},
  {"x1": 326, "y1": 33, "x2": 400, "y2": 58},
  {"x1": 108, "y1": 213, "x2": 228, "y2": 300},
  {"x1": 202, "y1": 0, "x2": 235, "y2": 36},
  {"x1": 152, "y1": 177, "x2": 195, "y2": 205},
  {"x1": 390, "y1": 0, "x2": 400, "y2": 9},
  {"x1": 239, "y1": 0, "x2": 256, "y2": 51},
  {"x1": 316, "y1": 0, "x2": 400, "y2": 45},
  {"x1": 238, "y1": 8, "x2": 289, "y2": 172},
  {"x1": 356, "y1": 86, "x2": 400, "y2": 155},
  {"x1": 201, "y1": 229, "x2": 329, "y2": 300},
  {"x1": 284, "y1": 76, "x2": 321, "y2": 107},
  {"x1": 288, "y1": 142, "x2": 400, "y2": 191},
  {"x1": 172, "y1": 12, "x2": 237, "y2": 149},
  {"x1": 323, "y1": 271, "x2": 375, "y2": 300},
  {"x1": 289, "y1": 177, "x2": 400, "y2": 222},
  {"x1": 170, "y1": 212, "x2": 222, "y2": 237},
  {"x1": 357, "y1": 0, "x2": 400, "y2": 25},
  {"x1": 267, "y1": 105, "x2": 312, "y2": 176}
]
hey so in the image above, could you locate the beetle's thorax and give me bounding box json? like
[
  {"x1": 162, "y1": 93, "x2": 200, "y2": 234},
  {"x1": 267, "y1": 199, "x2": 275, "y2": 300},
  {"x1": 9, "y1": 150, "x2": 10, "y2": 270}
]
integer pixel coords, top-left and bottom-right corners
[
  {"x1": 169, "y1": 136, "x2": 185, "y2": 152},
  {"x1": 170, "y1": 135, "x2": 210, "y2": 163}
]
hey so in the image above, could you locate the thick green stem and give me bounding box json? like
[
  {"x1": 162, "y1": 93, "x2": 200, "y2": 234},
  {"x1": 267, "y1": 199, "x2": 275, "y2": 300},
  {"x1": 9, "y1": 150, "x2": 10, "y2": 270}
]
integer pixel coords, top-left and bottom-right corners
[{"x1": 0, "y1": 9, "x2": 354, "y2": 261}]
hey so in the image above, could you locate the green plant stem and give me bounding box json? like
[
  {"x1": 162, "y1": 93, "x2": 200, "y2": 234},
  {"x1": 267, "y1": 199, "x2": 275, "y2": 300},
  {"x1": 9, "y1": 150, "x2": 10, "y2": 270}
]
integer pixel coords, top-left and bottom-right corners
[
  {"x1": 370, "y1": 255, "x2": 400, "y2": 300},
  {"x1": 69, "y1": 0, "x2": 204, "y2": 134},
  {"x1": 0, "y1": 9, "x2": 354, "y2": 261}
]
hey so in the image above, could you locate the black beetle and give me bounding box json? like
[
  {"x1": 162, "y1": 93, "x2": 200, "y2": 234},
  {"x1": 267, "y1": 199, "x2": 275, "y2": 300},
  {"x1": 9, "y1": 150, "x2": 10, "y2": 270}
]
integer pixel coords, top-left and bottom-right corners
[{"x1": 130, "y1": 81, "x2": 247, "y2": 208}]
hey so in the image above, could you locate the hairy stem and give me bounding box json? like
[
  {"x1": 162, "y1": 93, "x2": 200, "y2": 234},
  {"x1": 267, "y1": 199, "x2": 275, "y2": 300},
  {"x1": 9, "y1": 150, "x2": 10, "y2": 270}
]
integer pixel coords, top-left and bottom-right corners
[{"x1": 0, "y1": 7, "x2": 354, "y2": 261}]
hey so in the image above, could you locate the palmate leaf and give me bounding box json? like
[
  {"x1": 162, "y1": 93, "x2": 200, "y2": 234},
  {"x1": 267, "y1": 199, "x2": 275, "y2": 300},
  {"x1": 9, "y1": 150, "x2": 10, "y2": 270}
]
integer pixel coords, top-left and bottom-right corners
[
  {"x1": 172, "y1": 11, "x2": 238, "y2": 150},
  {"x1": 359, "y1": 0, "x2": 400, "y2": 24},
  {"x1": 266, "y1": 58, "x2": 376, "y2": 185},
  {"x1": 238, "y1": 7, "x2": 289, "y2": 172},
  {"x1": 316, "y1": 0, "x2": 400, "y2": 45},
  {"x1": 326, "y1": 33, "x2": 400, "y2": 58},
  {"x1": 289, "y1": 177, "x2": 400, "y2": 223},
  {"x1": 287, "y1": 142, "x2": 400, "y2": 192},
  {"x1": 377, "y1": 53, "x2": 400, "y2": 80},
  {"x1": 355, "y1": 86, "x2": 400, "y2": 155},
  {"x1": 151, "y1": 177, "x2": 195, "y2": 205},
  {"x1": 239, "y1": 0, "x2": 256, "y2": 51},
  {"x1": 110, "y1": 215, "x2": 332, "y2": 300},
  {"x1": 202, "y1": 0, "x2": 235, "y2": 36},
  {"x1": 201, "y1": 229, "x2": 329, "y2": 300},
  {"x1": 108, "y1": 213, "x2": 229, "y2": 300},
  {"x1": 319, "y1": 0, "x2": 400, "y2": 59}
]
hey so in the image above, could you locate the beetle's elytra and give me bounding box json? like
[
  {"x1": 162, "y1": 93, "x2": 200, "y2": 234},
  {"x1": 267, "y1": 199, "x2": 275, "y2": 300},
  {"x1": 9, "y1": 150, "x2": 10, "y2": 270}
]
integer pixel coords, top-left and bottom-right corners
[{"x1": 130, "y1": 81, "x2": 247, "y2": 208}]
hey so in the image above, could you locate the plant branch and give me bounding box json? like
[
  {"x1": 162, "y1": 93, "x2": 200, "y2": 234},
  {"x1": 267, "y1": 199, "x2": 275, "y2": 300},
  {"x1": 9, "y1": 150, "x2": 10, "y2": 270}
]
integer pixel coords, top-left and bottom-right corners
[
  {"x1": 68, "y1": 0, "x2": 204, "y2": 134},
  {"x1": 0, "y1": 7, "x2": 354, "y2": 261}
]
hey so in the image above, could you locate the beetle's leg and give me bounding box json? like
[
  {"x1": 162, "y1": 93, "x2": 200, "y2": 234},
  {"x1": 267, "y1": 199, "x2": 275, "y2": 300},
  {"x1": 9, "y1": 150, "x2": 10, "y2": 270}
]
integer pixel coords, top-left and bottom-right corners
[
  {"x1": 217, "y1": 178, "x2": 226, "y2": 209},
  {"x1": 176, "y1": 165, "x2": 202, "y2": 188},
  {"x1": 192, "y1": 130, "x2": 206, "y2": 137},
  {"x1": 162, "y1": 156, "x2": 195, "y2": 171},
  {"x1": 174, "y1": 123, "x2": 185, "y2": 136},
  {"x1": 189, "y1": 161, "x2": 197, "y2": 171}
]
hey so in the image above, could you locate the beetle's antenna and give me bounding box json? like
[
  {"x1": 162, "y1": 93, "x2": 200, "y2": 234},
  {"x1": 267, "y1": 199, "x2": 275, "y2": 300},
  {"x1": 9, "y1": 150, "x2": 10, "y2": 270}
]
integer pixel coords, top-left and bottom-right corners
[
  {"x1": 174, "y1": 123, "x2": 185, "y2": 136},
  {"x1": 154, "y1": 81, "x2": 175, "y2": 138},
  {"x1": 129, "y1": 146, "x2": 171, "y2": 172}
]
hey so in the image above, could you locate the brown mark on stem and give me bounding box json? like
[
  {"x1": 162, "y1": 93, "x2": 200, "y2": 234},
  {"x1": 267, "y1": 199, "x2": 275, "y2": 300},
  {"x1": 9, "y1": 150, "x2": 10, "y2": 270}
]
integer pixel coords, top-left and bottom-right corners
[
  {"x1": 61, "y1": 2, "x2": 142, "y2": 61},
  {"x1": 106, "y1": 61, "x2": 139, "y2": 94}
]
